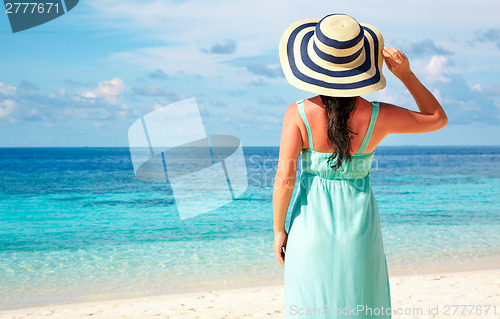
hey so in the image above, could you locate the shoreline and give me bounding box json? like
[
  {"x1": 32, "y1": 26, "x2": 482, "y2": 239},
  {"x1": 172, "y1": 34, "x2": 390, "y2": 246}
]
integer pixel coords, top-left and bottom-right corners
[
  {"x1": 386, "y1": 259, "x2": 500, "y2": 276},
  {"x1": 2, "y1": 261, "x2": 499, "y2": 311},
  {"x1": 1, "y1": 267, "x2": 499, "y2": 318}
]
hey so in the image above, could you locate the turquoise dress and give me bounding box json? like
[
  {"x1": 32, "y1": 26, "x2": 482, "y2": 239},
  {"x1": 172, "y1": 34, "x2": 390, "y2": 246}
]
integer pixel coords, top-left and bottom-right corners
[{"x1": 284, "y1": 99, "x2": 391, "y2": 318}]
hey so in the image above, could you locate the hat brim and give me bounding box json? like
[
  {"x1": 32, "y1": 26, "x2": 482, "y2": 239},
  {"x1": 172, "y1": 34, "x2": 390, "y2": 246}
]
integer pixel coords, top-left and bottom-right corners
[{"x1": 279, "y1": 18, "x2": 386, "y2": 97}]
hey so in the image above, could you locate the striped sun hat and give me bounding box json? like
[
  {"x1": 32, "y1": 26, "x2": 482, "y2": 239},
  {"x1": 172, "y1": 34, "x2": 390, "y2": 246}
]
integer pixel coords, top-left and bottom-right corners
[{"x1": 279, "y1": 13, "x2": 386, "y2": 97}]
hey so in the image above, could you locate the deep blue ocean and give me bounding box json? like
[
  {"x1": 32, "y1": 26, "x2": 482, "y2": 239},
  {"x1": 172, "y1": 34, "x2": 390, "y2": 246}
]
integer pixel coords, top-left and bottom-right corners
[{"x1": 0, "y1": 146, "x2": 499, "y2": 310}]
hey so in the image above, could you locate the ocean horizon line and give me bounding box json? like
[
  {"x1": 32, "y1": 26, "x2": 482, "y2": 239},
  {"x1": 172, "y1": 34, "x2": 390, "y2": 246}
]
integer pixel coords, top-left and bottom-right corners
[{"x1": 0, "y1": 144, "x2": 499, "y2": 149}]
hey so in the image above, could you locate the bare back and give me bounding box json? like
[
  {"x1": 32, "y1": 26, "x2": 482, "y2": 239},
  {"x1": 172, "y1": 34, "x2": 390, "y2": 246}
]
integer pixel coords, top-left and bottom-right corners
[{"x1": 297, "y1": 95, "x2": 385, "y2": 155}]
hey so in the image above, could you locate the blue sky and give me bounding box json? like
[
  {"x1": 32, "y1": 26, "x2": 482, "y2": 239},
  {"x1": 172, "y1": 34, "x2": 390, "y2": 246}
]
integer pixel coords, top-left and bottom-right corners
[{"x1": 0, "y1": 0, "x2": 499, "y2": 147}]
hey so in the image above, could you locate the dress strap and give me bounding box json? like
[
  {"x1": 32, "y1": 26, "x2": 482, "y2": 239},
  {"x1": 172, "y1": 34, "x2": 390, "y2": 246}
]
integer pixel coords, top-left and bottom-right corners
[
  {"x1": 297, "y1": 99, "x2": 315, "y2": 151},
  {"x1": 356, "y1": 101, "x2": 380, "y2": 155}
]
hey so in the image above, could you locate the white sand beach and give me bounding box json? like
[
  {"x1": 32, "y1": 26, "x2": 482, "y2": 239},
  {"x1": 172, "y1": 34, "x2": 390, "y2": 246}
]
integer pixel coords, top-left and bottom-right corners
[{"x1": 1, "y1": 268, "x2": 498, "y2": 319}]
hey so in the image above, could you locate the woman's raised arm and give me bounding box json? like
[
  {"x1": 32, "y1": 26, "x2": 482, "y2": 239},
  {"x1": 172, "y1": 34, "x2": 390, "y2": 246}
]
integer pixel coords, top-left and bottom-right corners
[{"x1": 377, "y1": 47, "x2": 448, "y2": 135}]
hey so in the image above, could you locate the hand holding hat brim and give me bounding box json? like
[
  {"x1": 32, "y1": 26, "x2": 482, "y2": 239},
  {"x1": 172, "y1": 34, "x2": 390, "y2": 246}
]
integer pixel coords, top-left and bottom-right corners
[{"x1": 382, "y1": 47, "x2": 412, "y2": 80}]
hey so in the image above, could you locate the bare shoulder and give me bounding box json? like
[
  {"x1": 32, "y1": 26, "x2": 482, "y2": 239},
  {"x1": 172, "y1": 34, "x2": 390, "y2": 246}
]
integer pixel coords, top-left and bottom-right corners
[
  {"x1": 373, "y1": 101, "x2": 405, "y2": 135},
  {"x1": 282, "y1": 101, "x2": 303, "y2": 126},
  {"x1": 284, "y1": 101, "x2": 299, "y2": 117}
]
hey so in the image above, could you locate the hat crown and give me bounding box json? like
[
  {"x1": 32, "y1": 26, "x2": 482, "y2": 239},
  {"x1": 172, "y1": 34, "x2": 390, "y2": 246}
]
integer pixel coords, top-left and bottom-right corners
[
  {"x1": 315, "y1": 14, "x2": 364, "y2": 50},
  {"x1": 278, "y1": 13, "x2": 386, "y2": 97}
]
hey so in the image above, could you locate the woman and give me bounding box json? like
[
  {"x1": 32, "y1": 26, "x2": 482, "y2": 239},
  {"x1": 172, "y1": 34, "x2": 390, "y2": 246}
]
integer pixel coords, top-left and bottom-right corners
[{"x1": 272, "y1": 14, "x2": 447, "y2": 318}]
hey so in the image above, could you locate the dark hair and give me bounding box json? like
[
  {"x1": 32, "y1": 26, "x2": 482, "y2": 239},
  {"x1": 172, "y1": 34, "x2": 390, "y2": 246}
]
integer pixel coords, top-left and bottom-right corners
[{"x1": 320, "y1": 95, "x2": 358, "y2": 170}]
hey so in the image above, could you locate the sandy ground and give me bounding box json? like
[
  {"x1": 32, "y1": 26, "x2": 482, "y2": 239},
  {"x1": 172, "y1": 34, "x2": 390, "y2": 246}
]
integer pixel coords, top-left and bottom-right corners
[{"x1": 0, "y1": 268, "x2": 499, "y2": 319}]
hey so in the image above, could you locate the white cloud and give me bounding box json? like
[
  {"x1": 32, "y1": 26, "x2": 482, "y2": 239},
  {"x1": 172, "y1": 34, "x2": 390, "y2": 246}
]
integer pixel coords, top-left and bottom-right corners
[
  {"x1": 0, "y1": 79, "x2": 148, "y2": 123},
  {"x1": 0, "y1": 83, "x2": 17, "y2": 96},
  {"x1": 471, "y1": 84, "x2": 482, "y2": 92},
  {"x1": 0, "y1": 99, "x2": 16, "y2": 118},
  {"x1": 80, "y1": 77, "x2": 125, "y2": 104},
  {"x1": 417, "y1": 55, "x2": 451, "y2": 83}
]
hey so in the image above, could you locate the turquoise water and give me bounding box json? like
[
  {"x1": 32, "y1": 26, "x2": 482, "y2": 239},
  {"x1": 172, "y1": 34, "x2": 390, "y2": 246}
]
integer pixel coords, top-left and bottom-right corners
[{"x1": 0, "y1": 146, "x2": 499, "y2": 310}]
